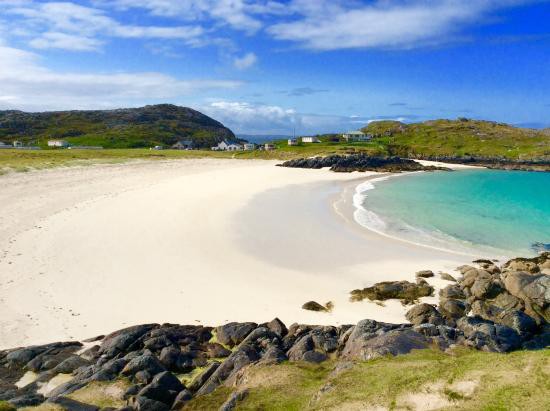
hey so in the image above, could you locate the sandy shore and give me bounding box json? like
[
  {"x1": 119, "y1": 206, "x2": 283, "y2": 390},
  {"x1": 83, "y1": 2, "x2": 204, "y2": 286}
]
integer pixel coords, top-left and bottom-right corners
[{"x1": 0, "y1": 159, "x2": 475, "y2": 349}]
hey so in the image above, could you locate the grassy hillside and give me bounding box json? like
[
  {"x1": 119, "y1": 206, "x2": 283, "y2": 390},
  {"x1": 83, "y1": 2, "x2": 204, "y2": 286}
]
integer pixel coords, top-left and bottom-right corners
[
  {"x1": 361, "y1": 118, "x2": 550, "y2": 160},
  {"x1": 0, "y1": 104, "x2": 236, "y2": 149},
  {"x1": 10, "y1": 348, "x2": 548, "y2": 411}
]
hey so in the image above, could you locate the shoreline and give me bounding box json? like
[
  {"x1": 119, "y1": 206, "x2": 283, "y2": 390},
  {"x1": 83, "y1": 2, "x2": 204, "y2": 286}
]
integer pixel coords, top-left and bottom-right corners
[{"x1": 1, "y1": 159, "x2": 477, "y2": 349}]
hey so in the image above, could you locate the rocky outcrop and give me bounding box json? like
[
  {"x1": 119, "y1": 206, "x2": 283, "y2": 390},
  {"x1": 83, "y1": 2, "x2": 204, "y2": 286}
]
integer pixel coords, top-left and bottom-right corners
[
  {"x1": 1, "y1": 253, "x2": 548, "y2": 410},
  {"x1": 278, "y1": 155, "x2": 450, "y2": 173},
  {"x1": 350, "y1": 280, "x2": 434, "y2": 304}
]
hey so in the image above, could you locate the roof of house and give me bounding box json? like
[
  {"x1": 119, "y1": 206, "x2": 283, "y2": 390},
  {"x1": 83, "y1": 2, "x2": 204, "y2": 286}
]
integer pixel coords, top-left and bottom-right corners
[{"x1": 344, "y1": 130, "x2": 366, "y2": 135}]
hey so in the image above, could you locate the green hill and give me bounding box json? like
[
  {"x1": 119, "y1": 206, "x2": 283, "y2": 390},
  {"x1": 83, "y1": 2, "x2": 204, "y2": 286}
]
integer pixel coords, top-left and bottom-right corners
[
  {"x1": 361, "y1": 118, "x2": 550, "y2": 160},
  {"x1": 0, "y1": 104, "x2": 236, "y2": 149}
]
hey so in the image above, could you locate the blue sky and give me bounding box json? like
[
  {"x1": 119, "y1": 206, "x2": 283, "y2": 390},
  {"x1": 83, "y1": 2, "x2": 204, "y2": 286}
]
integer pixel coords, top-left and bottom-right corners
[{"x1": 0, "y1": 0, "x2": 549, "y2": 134}]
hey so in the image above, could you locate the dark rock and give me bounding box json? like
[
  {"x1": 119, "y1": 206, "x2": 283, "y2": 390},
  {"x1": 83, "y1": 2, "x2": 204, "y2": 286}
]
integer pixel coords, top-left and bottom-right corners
[
  {"x1": 204, "y1": 343, "x2": 231, "y2": 359},
  {"x1": 439, "y1": 299, "x2": 468, "y2": 321},
  {"x1": 471, "y1": 276, "x2": 501, "y2": 299},
  {"x1": 457, "y1": 316, "x2": 521, "y2": 352},
  {"x1": 302, "y1": 351, "x2": 328, "y2": 363},
  {"x1": 266, "y1": 318, "x2": 288, "y2": 337},
  {"x1": 351, "y1": 281, "x2": 433, "y2": 304},
  {"x1": 158, "y1": 346, "x2": 181, "y2": 369},
  {"x1": 8, "y1": 393, "x2": 45, "y2": 407},
  {"x1": 301, "y1": 301, "x2": 328, "y2": 312},
  {"x1": 416, "y1": 270, "x2": 434, "y2": 278},
  {"x1": 215, "y1": 322, "x2": 257, "y2": 348},
  {"x1": 53, "y1": 355, "x2": 91, "y2": 374},
  {"x1": 134, "y1": 370, "x2": 152, "y2": 385},
  {"x1": 440, "y1": 273, "x2": 457, "y2": 282},
  {"x1": 287, "y1": 335, "x2": 314, "y2": 361},
  {"x1": 131, "y1": 395, "x2": 170, "y2": 411},
  {"x1": 144, "y1": 336, "x2": 175, "y2": 352},
  {"x1": 195, "y1": 345, "x2": 260, "y2": 396},
  {"x1": 171, "y1": 389, "x2": 193, "y2": 409},
  {"x1": 80, "y1": 345, "x2": 100, "y2": 362},
  {"x1": 258, "y1": 346, "x2": 287, "y2": 364},
  {"x1": 342, "y1": 328, "x2": 429, "y2": 360},
  {"x1": 310, "y1": 326, "x2": 339, "y2": 353},
  {"x1": 138, "y1": 372, "x2": 183, "y2": 406},
  {"x1": 99, "y1": 324, "x2": 158, "y2": 358},
  {"x1": 279, "y1": 154, "x2": 450, "y2": 173},
  {"x1": 121, "y1": 353, "x2": 165, "y2": 377},
  {"x1": 187, "y1": 361, "x2": 220, "y2": 392},
  {"x1": 123, "y1": 384, "x2": 142, "y2": 400},
  {"x1": 406, "y1": 303, "x2": 444, "y2": 326},
  {"x1": 439, "y1": 284, "x2": 466, "y2": 300},
  {"x1": 219, "y1": 389, "x2": 249, "y2": 411}
]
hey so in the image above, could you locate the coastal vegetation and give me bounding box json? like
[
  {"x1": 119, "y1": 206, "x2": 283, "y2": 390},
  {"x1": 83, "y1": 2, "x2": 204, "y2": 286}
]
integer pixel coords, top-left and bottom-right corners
[{"x1": 0, "y1": 105, "x2": 236, "y2": 149}]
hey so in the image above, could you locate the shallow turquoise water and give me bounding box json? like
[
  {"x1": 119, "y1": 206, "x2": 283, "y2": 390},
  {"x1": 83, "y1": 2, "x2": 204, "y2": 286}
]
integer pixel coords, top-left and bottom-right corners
[{"x1": 356, "y1": 170, "x2": 550, "y2": 257}]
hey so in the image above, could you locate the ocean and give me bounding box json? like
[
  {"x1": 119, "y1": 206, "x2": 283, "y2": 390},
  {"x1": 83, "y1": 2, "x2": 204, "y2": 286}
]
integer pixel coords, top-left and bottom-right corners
[{"x1": 353, "y1": 169, "x2": 550, "y2": 257}]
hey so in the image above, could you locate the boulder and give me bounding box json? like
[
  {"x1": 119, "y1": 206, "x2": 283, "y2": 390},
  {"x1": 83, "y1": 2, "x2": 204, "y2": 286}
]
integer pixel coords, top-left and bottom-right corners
[
  {"x1": 266, "y1": 318, "x2": 288, "y2": 337},
  {"x1": 350, "y1": 281, "x2": 433, "y2": 304},
  {"x1": 187, "y1": 361, "x2": 220, "y2": 392},
  {"x1": 470, "y1": 276, "x2": 501, "y2": 299},
  {"x1": 302, "y1": 351, "x2": 328, "y2": 363},
  {"x1": 215, "y1": 323, "x2": 257, "y2": 348},
  {"x1": 440, "y1": 273, "x2": 457, "y2": 282},
  {"x1": 121, "y1": 353, "x2": 165, "y2": 377},
  {"x1": 219, "y1": 389, "x2": 249, "y2": 411},
  {"x1": 457, "y1": 317, "x2": 522, "y2": 352},
  {"x1": 302, "y1": 301, "x2": 328, "y2": 312},
  {"x1": 99, "y1": 324, "x2": 158, "y2": 358},
  {"x1": 416, "y1": 270, "x2": 434, "y2": 278},
  {"x1": 258, "y1": 346, "x2": 287, "y2": 364},
  {"x1": 130, "y1": 395, "x2": 169, "y2": 411},
  {"x1": 405, "y1": 303, "x2": 444, "y2": 326},
  {"x1": 439, "y1": 284, "x2": 466, "y2": 300},
  {"x1": 502, "y1": 271, "x2": 550, "y2": 322},
  {"x1": 503, "y1": 258, "x2": 540, "y2": 273},
  {"x1": 342, "y1": 328, "x2": 429, "y2": 360},
  {"x1": 137, "y1": 371, "x2": 184, "y2": 405},
  {"x1": 204, "y1": 343, "x2": 231, "y2": 359},
  {"x1": 171, "y1": 389, "x2": 193, "y2": 409},
  {"x1": 52, "y1": 355, "x2": 90, "y2": 374},
  {"x1": 287, "y1": 335, "x2": 313, "y2": 361}
]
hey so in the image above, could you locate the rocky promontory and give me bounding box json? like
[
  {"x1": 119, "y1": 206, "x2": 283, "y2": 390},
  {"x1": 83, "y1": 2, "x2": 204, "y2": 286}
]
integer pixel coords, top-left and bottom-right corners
[
  {"x1": 0, "y1": 253, "x2": 548, "y2": 410},
  {"x1": 278, "y1": 155, "x2": 450, "y2": 173}
]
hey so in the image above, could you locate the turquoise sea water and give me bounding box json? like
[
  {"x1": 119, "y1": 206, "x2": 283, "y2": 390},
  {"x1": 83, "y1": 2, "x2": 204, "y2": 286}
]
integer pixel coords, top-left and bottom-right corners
[{"x1": 354, "y1": 170, "x2": 550, "y2": 257}]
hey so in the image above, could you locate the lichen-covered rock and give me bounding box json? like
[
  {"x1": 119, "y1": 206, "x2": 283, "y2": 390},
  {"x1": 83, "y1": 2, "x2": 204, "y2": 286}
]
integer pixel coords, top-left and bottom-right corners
[
  {"x1": 406, "y1": 304, "x2": 444, "y2": 326},
  {"x1": 351, "y1": 281, "x2": 433, "y2": 304}
]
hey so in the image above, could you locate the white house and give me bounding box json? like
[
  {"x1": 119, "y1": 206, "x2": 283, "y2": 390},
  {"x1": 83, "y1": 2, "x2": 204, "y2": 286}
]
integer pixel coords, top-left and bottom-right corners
[
  {"x1": 342, "y1": 131, "x2": 372, "y2": 142},
  {"x1": 264, "y1": 143, "x2": 275, "y2": 150},
  {"x1": 12, "y1": 141, "x2": 23, "y2": 148},
  {"x1": 171, "y1": 140, "x2": 193, "y2": 150},
  {"x1": 288, "y1": 138, "x2": 298, "y2": 146},
  {"x1": 243, "y1": 143, "x2": 255, "y2": 150},
  {"x1": 302, "y1": 136, "x2": 320, "y2": 143},
  {"x1": 211, "y1": 140, "x2": 242, "y2": 151},
  {"x1": 48, "y1": 139, "x2": 70, "y2": 148}
]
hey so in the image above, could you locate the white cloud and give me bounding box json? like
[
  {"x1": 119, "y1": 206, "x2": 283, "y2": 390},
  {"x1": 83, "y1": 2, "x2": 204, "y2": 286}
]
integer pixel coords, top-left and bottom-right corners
[
  {"x1": 201, "y1": 100, "x2": 401, "y2": 134},
  {"x1": 2, "y1": 1, "x2": 205, "y2": 51},
  {"x1": 29, "y1": 32, "x2": 104, "y2": 51},
  {"x1": 268, "y1": 0, "x2": 536, "y2": 50},
  {"x1": 233, "y1": 52, "x2": 258, "y2": 69},
  {"x1": 0, "y1": 46, "x2": 242, "y2": 111}
]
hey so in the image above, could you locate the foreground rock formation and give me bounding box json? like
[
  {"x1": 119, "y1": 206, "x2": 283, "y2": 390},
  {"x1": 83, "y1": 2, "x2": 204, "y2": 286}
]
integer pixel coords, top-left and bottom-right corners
[{"x1": 0, "y1": 254, "x2": 548, "y2": 410}]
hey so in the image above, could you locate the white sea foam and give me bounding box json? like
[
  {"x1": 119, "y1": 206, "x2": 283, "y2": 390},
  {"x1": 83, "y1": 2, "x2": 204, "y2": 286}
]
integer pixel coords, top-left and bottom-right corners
[{"x1": 351, "y1": 174, "x2": 511, "y2": 259}]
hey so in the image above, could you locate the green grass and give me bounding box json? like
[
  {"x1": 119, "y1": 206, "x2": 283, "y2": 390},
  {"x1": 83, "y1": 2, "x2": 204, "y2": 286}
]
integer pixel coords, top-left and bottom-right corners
[
  {"x1": 362, "y1": 119, "x2": 550, "y2": 160},
  {"x1": 0, "y1": 401, "x2": 15, "y2": 411},
  {"x1": 181, "y1": 348, "x2": 550, "y2": 411}
]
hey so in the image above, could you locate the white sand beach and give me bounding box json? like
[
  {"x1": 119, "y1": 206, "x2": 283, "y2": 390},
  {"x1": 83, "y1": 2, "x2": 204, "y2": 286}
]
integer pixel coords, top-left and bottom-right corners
[{"x1": 0, "y1": 159, "x2": 477, "y2": 349}]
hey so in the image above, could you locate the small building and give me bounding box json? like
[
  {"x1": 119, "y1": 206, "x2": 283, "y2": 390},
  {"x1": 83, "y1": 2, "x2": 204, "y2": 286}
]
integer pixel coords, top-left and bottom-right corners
[
  {"x1": 48, "y1": 140, "x2": 70, "y2": 148},
  {"x1": 171, "y1": 140, "x2": 194, "y2": 150},
  {"x1": 342, "y1": 131, "x2": 372, "y2": 142},
  {"x1": 243, "y1": 143, "x2": 255, "y2": 151},
  {"x1": 264, "y1": 143, "x2": 275, "y2": 151},
  {"x1": 288, "y1": 138, "x2": 298, "y2": 146},
  {"x1": 153, "y1": 145, "x2": 164, "y2": 150},
  {"x1": 12, "y1": 141, "x2": 23, "y2": 148},
  {"x1": 212, "y1": 140, "x2": 242, "y2": 151},
  {"x1": 301, "y1": 136, "x2": 320, "y2": 143}
]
